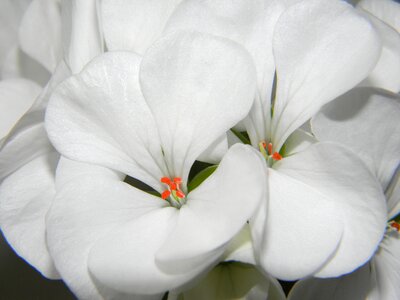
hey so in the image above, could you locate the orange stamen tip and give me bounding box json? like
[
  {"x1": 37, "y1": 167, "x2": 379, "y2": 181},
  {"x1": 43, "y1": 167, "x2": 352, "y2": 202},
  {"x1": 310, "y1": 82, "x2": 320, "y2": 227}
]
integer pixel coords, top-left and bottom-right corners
[
  {"x1": 390, "y1": 221, "x2": 400, "y2": 232},
  {"x1": 272, "y1": 152, "x2": 282, "y2": 161},
  {"x1": 170, "y1": 183, "x2": 177, "y2": 190},
  {"x1": 176, "y1": 190, "x2": 185, "y2": 198},
  {"x1": 262, "y1": 142, "x2": 267, "y2": 148},
  {"x1": 268, "y1": 143, "x2": 273, "y2": 155},
  {"x1": 161, "y1": 190, "x2": 171, "y2": 200},
  {"x1": 173, "y1": 177, "x2": 182, "y2": 185},
  {"x1": 161, "y1": 177, "x2": 171, "y2": 185}
]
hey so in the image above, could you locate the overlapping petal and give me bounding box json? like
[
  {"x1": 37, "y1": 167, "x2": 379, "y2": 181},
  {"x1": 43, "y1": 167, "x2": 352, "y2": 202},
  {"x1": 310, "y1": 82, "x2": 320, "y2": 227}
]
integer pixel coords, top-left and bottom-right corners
[
  {"x1": 0, "y1": 152, "x2": 59, "y2": 279},
  {"x1": 0, "y1": 78, "x2": 40, "y2": 139},
  {"x1": 46, "y1": 158, "x2": 165, "y2": 299},
  {"x1": 140, "y1": 31, "x2": 256, "y2": 184},
  {"x1": 312, "y1": 87, "x2": 400, "y2": 193},
  {"x1": 270, "y1": 0, "x2": 381, "y2": 151},
  {"x1": 255, "y1": 141, "x2": 387, "y2": 280},
  {"x1": 19, "y1": 0, "x2": 63, "y2": 73},
  {"x1": 358, "y1": 0, "x2": 400, "y2": 33},
  {"x1": 101, "y1": 0, "x2": 182, "y2": 54}
]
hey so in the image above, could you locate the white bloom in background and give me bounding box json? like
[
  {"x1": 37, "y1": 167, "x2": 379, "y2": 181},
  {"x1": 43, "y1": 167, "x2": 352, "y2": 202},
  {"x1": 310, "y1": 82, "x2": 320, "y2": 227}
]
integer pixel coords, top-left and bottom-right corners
[
  {"x1": 289, "y1": 87, "x2": 400, "y2": 300},
  {"x1": 0, "y1": 0, "x2": 102, "y2": 280},
  {"x1": 169, "y1": 261, "x2": 286, "y2": 300},
  {"x1": 45, "y1": 31, "x2": 268, "y2": 299},
  {"x1": 164, "y1": 0, "x2": 387, "y2": 280}
]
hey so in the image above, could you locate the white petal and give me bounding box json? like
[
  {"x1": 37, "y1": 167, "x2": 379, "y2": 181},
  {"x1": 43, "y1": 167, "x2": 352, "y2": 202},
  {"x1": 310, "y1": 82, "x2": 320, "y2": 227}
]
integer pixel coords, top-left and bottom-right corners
[
  {"x1": 386, "y1": 168, "x2": 400, "y2": 219},
  {"x1": 223, "y1": 224, "x2": 256, "y2": 265},
  {"x1": 0, "y1": 78, "x2": 40, "y2": 139},
  {"x1": 101, "y1": 0, "x2": 182, "y2": 54},
  {"x1": 47, "y1": 158, "x2": 165, "y2": 299},
  {"x1": 197, "y1": 133, "x2": 228, "y2": 164},
  {"x1": 19, "y1": 0, "x2": 63, "y2": 72},
  {"x1": 0, "y1": 112, "x2": 53, "y2": 181},
  {"x1": 270, "y1": 0, "x2": 381, "y2": 151},
  {"x1": 288, "y1": 263, "x2": 372, "y2": 300},
  {"x1": 312, "y1": 87, "x2": 400, "y2": 192},
  {"x1": 1, "y1": 46, "x2": 51, "y2": 86},
  {"x1": 46, "y1": 52, "x2": 167, "y2": 191},
  {"x1": 165, "y1": 0, "x2": 285, "y2": 145},
  {"x1": 155, "y1": 145, "x2": 267, "y2": 275},
  {"x1": 371, "y1": 233, "x2": 400, "y2": 300},
  {"x1": 0, "y1": 152, "x2": 59, "y2": 278},
  {"x1": 358, "y1": 0, "x2": 400, "y2": 33},
  {"x1": 359, "y1": 11, "x2": 400, "y2": 93},
  {"x1": 0, "y1": 0, "x2": 30, "y2": 70},
  {"x1": 284, "y1": 129, "x2": 317, "y2": 156},
  {"x1": 140, "y1": 31, "x2": 256, "y2": 182},
  {"x1": 259, "y1": 168, "x2": 343, "y2": 280},
  {"x1": 61, "y1": 0, "x2": 103, "y2": 74},
  {"x1": 277, "y1": 142, "x2": 387, "y2": 278}
]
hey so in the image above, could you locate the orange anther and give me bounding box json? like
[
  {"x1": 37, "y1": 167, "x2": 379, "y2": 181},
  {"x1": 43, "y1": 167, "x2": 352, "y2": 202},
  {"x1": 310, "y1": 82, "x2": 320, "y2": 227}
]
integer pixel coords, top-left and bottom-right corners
[
  {"x1": 268, "y1": 143, "x2": 273, "y2": 155},
  {"x1": 161, "y1": 177, "x2": 171, "y2": 185},
  {"x1": 170, "y1": 183, "x2": 177, "y2": 190},
  {"x1": 176, "y1": 190, "x2": 185, "y2": 198},
  {"x1": 161, "y1": 190, "x2": 171, "y2": 200},
  {"x1": 262, "y1": 142, "x2": 267, "y2": 149},
  {"x1": 173, "y1": 177, "x2": 182, "y2": 185},
  {"x1": 272, "y1": 152, "x2": 282, "y2": 161},
  {"x1": 390, "y1": 221, "x2": 400, "y2": 232}
]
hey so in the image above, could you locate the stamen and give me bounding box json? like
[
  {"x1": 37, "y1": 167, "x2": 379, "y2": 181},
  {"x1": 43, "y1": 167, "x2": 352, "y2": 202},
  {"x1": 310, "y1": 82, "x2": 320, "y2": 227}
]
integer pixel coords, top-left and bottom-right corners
[
  {"x1": 176, "y1": 190, "x2": 185, "y2": 198},
  {"x1": 173, "y1": 177, "x2": 182, "y2": 185},
  {"x1": 272, "y1": 152, "x2": 282, "y2": 161},
  {"x1": 389, "y1": 221, "x2": 400, "y2": 232},
  {"x1": 161, "y1": 190, "x2": 171, "y2": 200},
  {"x1": 268, "y1": 143, "x2": 273, "y2": 155},
  {"x1": 160, "y1": 177, "x2": 171, "y2": 185}
]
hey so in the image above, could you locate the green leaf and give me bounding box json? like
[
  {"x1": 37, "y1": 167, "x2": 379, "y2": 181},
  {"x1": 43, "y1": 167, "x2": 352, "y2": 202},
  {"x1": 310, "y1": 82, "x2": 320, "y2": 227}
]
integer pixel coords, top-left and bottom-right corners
[
  {"x1": 230, "y1": 128, "x2": 251, "y2": 145},
  {"x1": 188, "y1": 165, "x2": 218, "y2": 192}
]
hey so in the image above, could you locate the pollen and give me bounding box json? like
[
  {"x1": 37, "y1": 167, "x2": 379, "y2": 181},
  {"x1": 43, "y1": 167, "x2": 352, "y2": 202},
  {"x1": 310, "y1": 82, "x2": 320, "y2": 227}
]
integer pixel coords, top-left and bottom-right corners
[
  {"x1": 259, "y1": 141, "x2": 283, "y2": 162},
  {"x1": 160, "y1": 176, "x2": 186, "y2": 204},
  {"x1": 389, "y1": 221, "x2": 400, "y2": 232}
]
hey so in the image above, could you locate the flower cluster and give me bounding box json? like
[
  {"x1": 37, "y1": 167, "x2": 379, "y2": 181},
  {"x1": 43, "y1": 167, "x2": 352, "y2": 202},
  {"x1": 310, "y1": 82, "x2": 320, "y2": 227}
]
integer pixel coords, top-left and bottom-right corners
[{"x1": 0, "y1": 0, "x2": 399, "y2": 299}]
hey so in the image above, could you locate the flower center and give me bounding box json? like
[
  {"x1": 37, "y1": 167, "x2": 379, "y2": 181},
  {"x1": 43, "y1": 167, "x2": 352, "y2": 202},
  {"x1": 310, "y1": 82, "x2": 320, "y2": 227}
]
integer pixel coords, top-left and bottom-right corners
[
  {"x1": 258, "y1": 141, "x2": 282, "y2": 167},
  {"x1": 388, "y1": 220, "x2": 400, "y2": 233},
  {"x1": 160, "y1": 176, "x2": 186, "y2": 208}
]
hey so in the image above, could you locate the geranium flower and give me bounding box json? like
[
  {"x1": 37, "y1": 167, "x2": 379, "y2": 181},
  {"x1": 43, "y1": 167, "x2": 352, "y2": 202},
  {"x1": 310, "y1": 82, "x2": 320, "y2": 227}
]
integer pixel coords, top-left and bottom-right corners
[
  {"x1": 289, "y1": 87, "x2": 400, "y2": 300},
  {"x1": 45, "y1": 31, "x2": 267, "y2": 298},
  {"x1": 164, "y1": 0, "x2": 388, "y2": 280},
  {"x1": 0, "y1": 0, "x2": 102, "y2": 279}
]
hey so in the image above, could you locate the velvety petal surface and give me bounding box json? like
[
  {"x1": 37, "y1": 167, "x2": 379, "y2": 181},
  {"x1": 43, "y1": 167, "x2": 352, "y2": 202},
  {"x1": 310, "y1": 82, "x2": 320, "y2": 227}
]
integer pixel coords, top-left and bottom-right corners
[
  {"x1": 270, "y1": 0, "x2": 381, "y2": 151},
  {"x1": 46, "y1": 158, "x2": 165, "y2": 299},
  {"x1": 140, "y1": 31, "x2": 256, "y2": 184},
  {"x1": 0, "y1": 152, "x2": 59, "y2": 279},
  {"x1": 0, "y1": 78, "x2": 41, "y2": 139},
  {"x1": 156, "y1": 144, "x2": 267, "y2": 273},
  {"x1": 165, "y1": 0, "x2": 285, "y2": 145},
  {"x1": 358, "y1": 0, "x2": 400, "y2": 33},
  {"x1": 62, "y1": 0, "x2": 103, "y2": 74},
  {"x1": 101, "y1": 0, "x2": 182, "y2": 54},
  {"x1": 312, "y1": 87, "x2": 400, "y2": 192},
  {"x1": 359, "y1": 11, "x2": 400, "y2": 93},
  {"x1": 46, "y1": 52, "x2": 167, "y2": 191},
  {"x1": 272, "y1": 142, "x2": 386, "y2": 278},
  {"x1": 19, "y1": 0, "x2": 63, "y2": 72}
]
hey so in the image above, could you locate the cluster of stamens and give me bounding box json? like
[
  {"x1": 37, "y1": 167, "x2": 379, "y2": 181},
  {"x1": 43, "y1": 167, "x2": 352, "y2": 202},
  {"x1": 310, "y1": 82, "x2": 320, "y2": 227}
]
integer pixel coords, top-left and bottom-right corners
[
  {"x1": 160, "y1": 176, "x2": 186, "y2": 207},
  {"x1": 259, "y1": 141, "x2": 282, "y2": 166},
  {"x1": 388, "y1": 220, "x2": 400, "y2": 233}
]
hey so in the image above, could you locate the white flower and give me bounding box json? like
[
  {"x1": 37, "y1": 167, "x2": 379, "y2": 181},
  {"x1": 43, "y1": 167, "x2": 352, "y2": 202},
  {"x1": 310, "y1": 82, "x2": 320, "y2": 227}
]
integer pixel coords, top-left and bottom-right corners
[
  {"x1": 164, "y1": 0, "x2": 388, "y2": 280},
  {"x1": 0, "y1": 0, "x2": 102, "y2": 279},
  {"x1": 45, "y1": 31, "x2": 268, "y2": 298},
  {"x1": 288, "y1": 87, "x2": 400, "y2": 300}
]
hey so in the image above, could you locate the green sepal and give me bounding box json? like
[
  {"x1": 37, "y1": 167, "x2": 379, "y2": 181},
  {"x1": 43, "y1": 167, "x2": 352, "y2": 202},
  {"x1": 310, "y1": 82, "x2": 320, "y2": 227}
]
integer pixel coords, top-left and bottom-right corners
[
  {"x1": 188, "y1": 164, "x2": 218, "y2": 192},
  {"x1": 230, "y1": 128, "x2": 251, "y2": 145}
]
